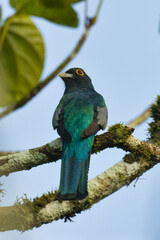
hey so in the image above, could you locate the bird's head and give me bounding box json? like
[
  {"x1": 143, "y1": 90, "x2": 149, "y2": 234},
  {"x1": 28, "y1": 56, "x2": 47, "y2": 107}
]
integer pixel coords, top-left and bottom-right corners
[{"x1": 59, "y1": 68, "x2": 94, "y2": 92}]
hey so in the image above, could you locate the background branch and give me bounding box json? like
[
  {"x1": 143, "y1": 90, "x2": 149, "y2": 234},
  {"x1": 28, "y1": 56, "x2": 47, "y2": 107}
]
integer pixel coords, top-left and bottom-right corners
[{"x1": 126, "y1": 106, "x2": 151, "y2": 128}]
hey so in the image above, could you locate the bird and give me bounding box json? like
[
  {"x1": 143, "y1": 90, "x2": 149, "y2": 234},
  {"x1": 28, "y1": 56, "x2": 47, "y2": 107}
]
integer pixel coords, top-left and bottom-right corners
[{"x1": 52, "y1": 68, "x2": 108, "y2": 200}]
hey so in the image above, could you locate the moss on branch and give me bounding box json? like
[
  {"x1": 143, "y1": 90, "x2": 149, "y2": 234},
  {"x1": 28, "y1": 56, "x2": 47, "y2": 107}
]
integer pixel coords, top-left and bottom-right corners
[{"x1": 148, "y1": 96, "x2": 160, "y2": 145}]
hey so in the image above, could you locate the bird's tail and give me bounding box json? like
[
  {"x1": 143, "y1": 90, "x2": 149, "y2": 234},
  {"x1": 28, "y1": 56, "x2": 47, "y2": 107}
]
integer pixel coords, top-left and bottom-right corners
[{"x1": 56, "y1": 141, "x2": 90, "y2": 201}]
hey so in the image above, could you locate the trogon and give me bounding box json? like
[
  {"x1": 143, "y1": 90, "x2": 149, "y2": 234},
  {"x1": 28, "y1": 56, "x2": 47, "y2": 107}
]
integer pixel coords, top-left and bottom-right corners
[{"x1": 53, "y1": 68, "x2": 108, "y2": 200}]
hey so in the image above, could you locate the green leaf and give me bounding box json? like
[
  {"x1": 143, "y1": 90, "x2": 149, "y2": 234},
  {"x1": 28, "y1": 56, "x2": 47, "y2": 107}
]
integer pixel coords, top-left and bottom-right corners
[
  {"x1": 10, "y1": 0, "x2": 82, "y2": 27},
  {"x1": 37, "y1": 0, "x2": 83, "y2": 8},
  {"x1": 0, "y1": 14, "x2": 44, "y2": 107}
]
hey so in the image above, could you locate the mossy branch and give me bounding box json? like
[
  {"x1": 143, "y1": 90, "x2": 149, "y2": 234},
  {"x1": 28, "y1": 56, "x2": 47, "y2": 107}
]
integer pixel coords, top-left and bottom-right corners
[
  {"x1": 148, "y1": 96, "x2": 160, "y2": 145},
  {"x1": 0, "y1": 153, "x2": 157, "y2": 232},
  {"x1": 0, "y1": 124, "x2": 159, "y2": 177}
]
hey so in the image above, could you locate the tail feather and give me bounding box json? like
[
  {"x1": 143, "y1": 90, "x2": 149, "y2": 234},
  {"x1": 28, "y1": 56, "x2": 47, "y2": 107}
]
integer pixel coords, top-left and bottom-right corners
[
  {"x1": 77, "y1": 152, "x2": 90, "y2": 198},
  {"x1": 57, "y1": 144, "x2": 90, "y2": 201}
]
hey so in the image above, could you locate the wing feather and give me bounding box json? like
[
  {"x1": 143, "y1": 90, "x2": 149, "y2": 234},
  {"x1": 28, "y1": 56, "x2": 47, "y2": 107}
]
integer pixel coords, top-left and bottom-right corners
[
  {"x1": 52, "y1": 106, "x2": 71, "y2": 141},
  {"x1": 81, "y1": 105, "x2": 108, "y2": 138},
  {"x1": 52, "y1": 106, "x2": 63, "y2": 129}
]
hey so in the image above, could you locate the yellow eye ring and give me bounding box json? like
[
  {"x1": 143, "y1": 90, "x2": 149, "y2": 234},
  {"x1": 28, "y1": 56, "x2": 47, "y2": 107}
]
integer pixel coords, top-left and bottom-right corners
[{"x1": 76, "y1": 69, "x2": 84, "y2": 76}]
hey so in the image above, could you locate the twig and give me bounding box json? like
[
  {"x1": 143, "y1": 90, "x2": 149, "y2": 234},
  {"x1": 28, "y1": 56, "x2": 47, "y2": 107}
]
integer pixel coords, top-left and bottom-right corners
[
  {"x1": 126, "y1": 106, "x2": 151, "y2": 128},
  {"x1": 0, "y1": 0, "x2": 103, "y2": 119}
]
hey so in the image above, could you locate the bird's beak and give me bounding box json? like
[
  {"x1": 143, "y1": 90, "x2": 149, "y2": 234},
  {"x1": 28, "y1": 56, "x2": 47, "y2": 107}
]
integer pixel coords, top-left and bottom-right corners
[{"x1": 59, "y1": 72, "x2": 74, "y2": 79}]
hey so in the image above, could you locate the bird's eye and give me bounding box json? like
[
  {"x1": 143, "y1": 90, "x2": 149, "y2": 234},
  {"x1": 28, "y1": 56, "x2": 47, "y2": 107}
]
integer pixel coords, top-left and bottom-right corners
[{"x1": 76, "y1": 69, "x2": 84, "y2": 76}]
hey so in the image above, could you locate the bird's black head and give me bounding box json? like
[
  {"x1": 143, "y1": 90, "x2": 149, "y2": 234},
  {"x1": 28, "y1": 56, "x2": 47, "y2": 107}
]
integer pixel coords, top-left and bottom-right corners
[{"x1": 59, "y1": 68, "x2": 94, "y2": 92}]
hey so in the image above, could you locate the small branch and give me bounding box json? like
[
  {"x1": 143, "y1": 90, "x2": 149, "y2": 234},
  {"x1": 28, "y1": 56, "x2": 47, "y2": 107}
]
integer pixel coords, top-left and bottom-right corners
[
  {"x1": 94, "y1": 0, "x2": 103, "y2": 23},
  {"x1": 0, "y1": 0, "x2": 103, "y2": 119},
  {"x1": 0, "y1": 125, "x2": 159, "y2": 177},
  {"x1": 126, "y1": 106, "x2": 151, "y2": 128},
  {"x1": 0, "y1": 152, "x2": 157, "y2": 232}
]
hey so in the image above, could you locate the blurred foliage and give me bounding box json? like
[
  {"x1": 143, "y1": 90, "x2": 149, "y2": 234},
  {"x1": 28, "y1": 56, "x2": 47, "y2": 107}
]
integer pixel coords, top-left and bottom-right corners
[
  {"x1": 35, "y1": 0, "x2": 83, "y2": 8},
  {"x1": 0, "y1": 14, "x2": 44, "y2": 107},
  {"x1": 0, "y1": 0, "x2": 83, "y2": 107},
  {"x1": 10, "y1": 0, "x2": 82, "y2": 27}
]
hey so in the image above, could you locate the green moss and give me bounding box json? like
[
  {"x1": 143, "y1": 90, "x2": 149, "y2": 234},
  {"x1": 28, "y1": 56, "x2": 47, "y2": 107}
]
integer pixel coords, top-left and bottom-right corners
[
  {"x1": 148, "y1": 96, "x2": 160, "y2": 145},
  {"x1": 119, "y1": 174, "x2": 125, "y2": 182},
  {"x1": 13, "y1": 194, "x2": 36, "y2": 231},
  {"x1": 14, "y1": 193, "x2": 32, "y2": 206},
  {"x1": 108, "y1": 123, "x2": 134, "y2": 145},
  {"x1": 124, "y1": 142, "x2": 153, "y2": 162},
  {"x1": 14, "y1": 190, "x2": 93, "y2": 221},
  {"x1": 13, "y1": 191, "x2": 94, "y2": 228},
  {"x1": 14, "y1": 190, "x2": 58, "y2": 216},
  {"x1": 108, "y1": 123, "x2": 124, "y2": 133},
  {"x1": 84, "y1": 197, "x2": 94, "y2": 208},
  {"x1": 60, "y1": 197, "x2": 94, "y2": 222},
  {"x1": 33, "y1": 190, "x2": 58, "y2": 212},
  {"x1": 134, "y1": 144, "x2": 151, "y2": 160},
  {"x1": 92, "y1": 138, "x2": 102, "y2": 154}
]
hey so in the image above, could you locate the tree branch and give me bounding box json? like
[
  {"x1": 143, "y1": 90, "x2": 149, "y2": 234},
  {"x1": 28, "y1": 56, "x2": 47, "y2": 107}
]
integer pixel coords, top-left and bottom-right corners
[
  {"x1": 0, "y1": 0, "x2": 103, "y2": 119},
  {"x1": 0, "y1": 152, "x2": 157, "y2": 232},
  {"x1": 0, "y1": 125, "x2": 159, "y2": 177}
]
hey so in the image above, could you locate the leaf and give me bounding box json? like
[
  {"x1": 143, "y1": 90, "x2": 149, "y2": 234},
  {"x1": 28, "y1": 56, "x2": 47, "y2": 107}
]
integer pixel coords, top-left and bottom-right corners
[
  {"x1": 37, "y1": 0, "x2": 83, "y2": 8},
  {"x1": 10, "y1": 0, "x2": 82, "y2": 27},
  {"x1": 0, "y1": 14, "x2": 44, "y2": 107}
]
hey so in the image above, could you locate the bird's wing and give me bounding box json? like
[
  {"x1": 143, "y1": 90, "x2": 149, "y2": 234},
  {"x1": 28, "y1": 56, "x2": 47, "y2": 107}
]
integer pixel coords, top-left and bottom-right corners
[
  {"x1": 52, "y1": 106, "x2": 63, "y2": 129},
  {"x1": 81, "y1": 105, "x2": 108, "y2": 138},
  {"x1": 96, "y1": 105, "x2": 108, "y2": 130},
  {"x1": 52, "y1": 106, "x2": 71, "y2": 140}
]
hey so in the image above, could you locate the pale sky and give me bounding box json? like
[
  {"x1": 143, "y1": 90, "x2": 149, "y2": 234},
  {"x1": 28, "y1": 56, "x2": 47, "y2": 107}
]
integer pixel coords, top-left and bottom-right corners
[{"x1": 0, "y1": 0, "x2": 160, "y2": 239}]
